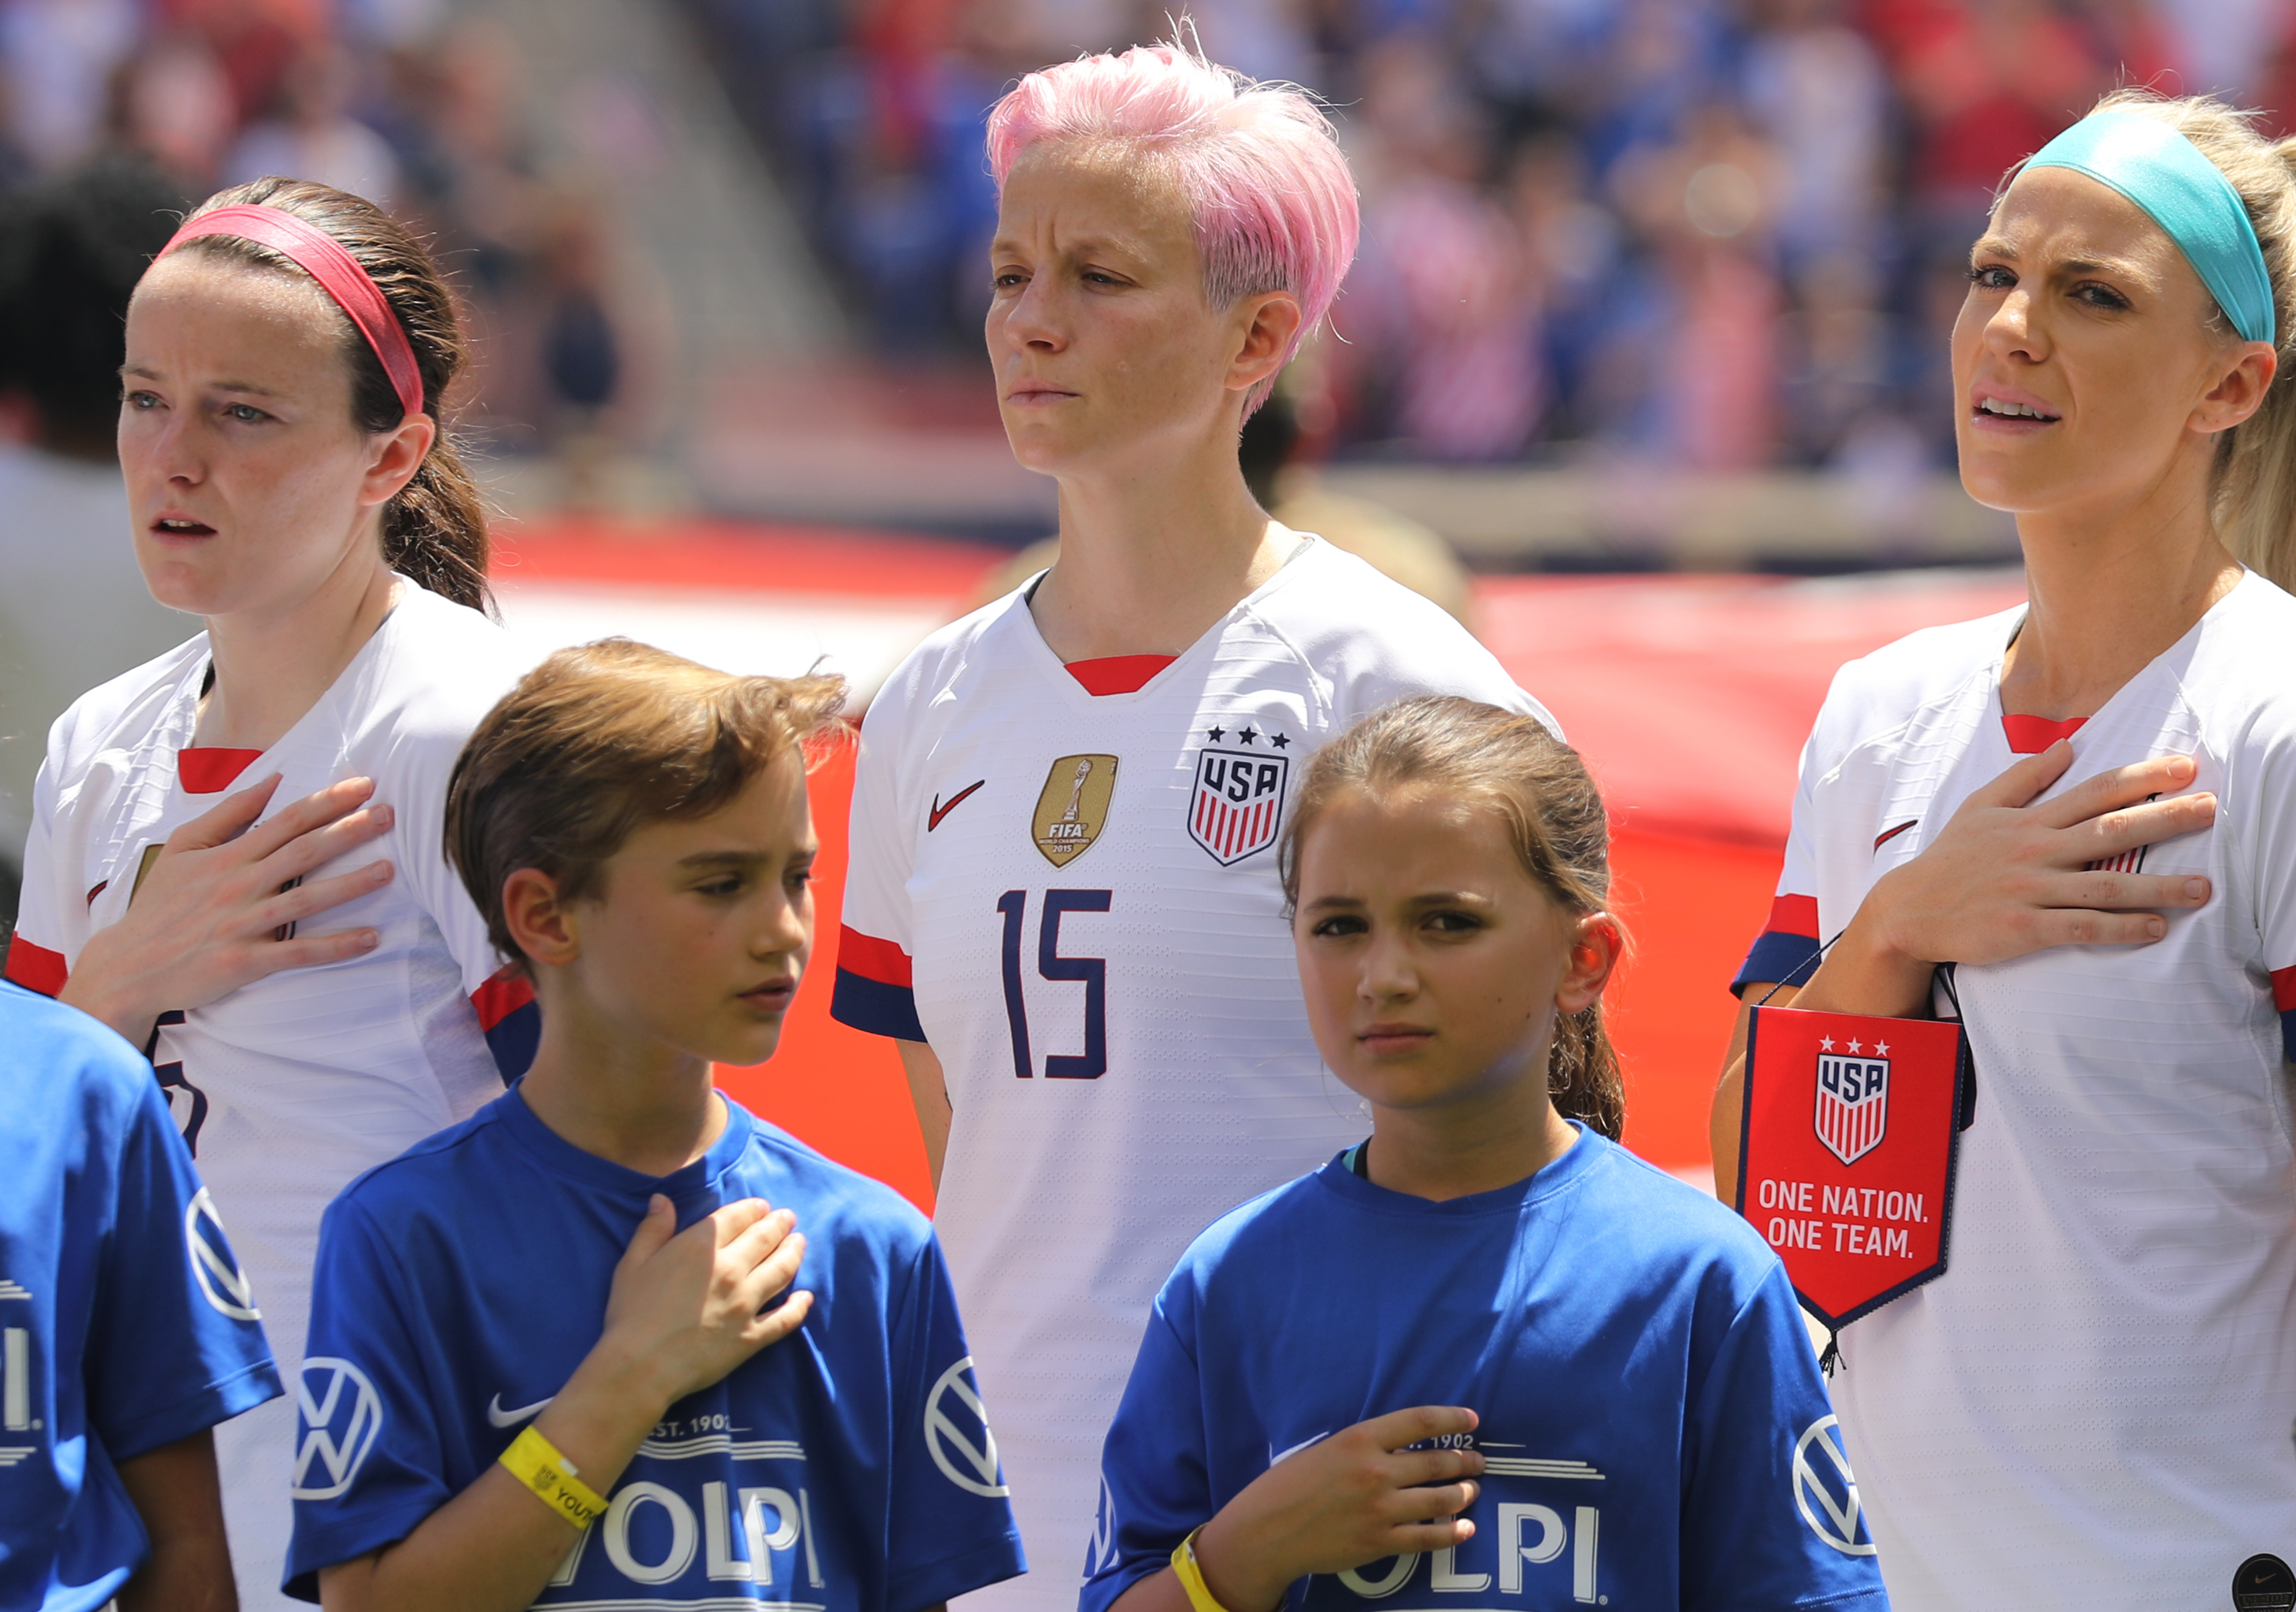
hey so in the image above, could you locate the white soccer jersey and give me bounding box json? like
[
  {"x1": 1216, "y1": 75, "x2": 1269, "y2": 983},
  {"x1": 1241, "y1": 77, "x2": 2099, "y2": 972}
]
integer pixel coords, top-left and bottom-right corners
[
  {"x1": 833, "y1": 537, "x2": 1555, "y2": 1611},
  {"x1": 4, "y1": 579, "x2": 537, "y2": 1612},
  {"x1": 1734, "y1": 569, "x2": 2296, "y2": 1608}
]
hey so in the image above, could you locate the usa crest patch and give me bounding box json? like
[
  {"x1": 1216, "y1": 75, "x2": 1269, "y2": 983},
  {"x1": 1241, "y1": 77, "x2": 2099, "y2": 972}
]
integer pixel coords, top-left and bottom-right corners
[
  {"x1": 1814, "y1": 1047, "x2": 1889, "y2": 1165},
  {"x1": 1189, "y1": 748, "x2": 1289, "y2": 865}
]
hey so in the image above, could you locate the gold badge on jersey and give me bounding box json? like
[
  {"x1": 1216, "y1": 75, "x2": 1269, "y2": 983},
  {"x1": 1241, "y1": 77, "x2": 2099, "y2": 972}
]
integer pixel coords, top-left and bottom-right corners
[{"x1": 1032, "y1": 754, "x2": 1118, "y2": 867}]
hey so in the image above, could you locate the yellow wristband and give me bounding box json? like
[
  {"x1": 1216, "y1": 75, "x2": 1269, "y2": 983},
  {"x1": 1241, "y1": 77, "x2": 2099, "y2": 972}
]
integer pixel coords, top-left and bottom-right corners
[
  {"x1": 497, "y1": 1424, "x2": 607, "y2": 1531},
  {"x1": 1171, "y1": 1527, "x2": 1232, "y2": 1612}
]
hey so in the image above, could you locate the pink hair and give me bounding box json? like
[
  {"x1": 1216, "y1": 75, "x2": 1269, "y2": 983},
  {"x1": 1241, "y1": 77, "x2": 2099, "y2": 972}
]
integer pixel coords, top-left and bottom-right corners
[{"x1": 986, "y1": 42, "x2": 1359, "y2": 408}]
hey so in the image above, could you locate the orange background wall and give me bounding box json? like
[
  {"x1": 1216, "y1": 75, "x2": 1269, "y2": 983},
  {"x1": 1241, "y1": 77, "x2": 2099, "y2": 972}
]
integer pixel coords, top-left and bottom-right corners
[
  {"x1": 715, "y1": 741, "x2": 1782, "y2": 1211},
  {"x1": 497, "y1": 524, "x2": 2017, "y2": 1207}
]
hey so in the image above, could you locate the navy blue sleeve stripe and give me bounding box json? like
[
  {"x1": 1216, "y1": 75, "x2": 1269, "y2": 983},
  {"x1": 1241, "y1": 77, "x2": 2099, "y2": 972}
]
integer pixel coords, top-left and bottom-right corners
[
  {"x1": 832, "y1": 967, "x2": 927, "y2": 1042},
  {"x1": 483, "y1": 999, "x2": 540, "y2": 1084},
  {"x1": 2281, "y1": 1006, "x2": 2296, "y2": 1066},
  {"x1": 1731, "y1": 931, "x2": 1823, "y2": 997}
]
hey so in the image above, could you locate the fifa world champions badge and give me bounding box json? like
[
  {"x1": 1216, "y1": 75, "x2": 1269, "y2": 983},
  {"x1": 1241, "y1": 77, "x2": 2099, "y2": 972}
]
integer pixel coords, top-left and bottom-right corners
[
  {"x1": 1735, "y1": 1005, "x2": 1972, "y2": 1332},
  {"x1": 1032, "y1": 754, "x2": 1119, "y2": 867}
]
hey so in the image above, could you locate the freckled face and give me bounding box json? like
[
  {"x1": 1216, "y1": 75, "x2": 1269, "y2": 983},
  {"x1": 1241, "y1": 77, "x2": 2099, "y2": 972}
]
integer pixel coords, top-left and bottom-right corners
[
  {"x1": 1292, "y1": 786, "x2": 1594, "y2": 1118},
  {"x1": 1954, "y1": 165, "x2": 2264, "y2": 517},
  {"x1": 986, "y1": 142, "x2": 1250, "y2": 478},
  {"x1": 568, "y1": 751, "x2": 818, "y2": 1069},
  {"x1": 120, "y1": 253, "x2": 401, "y2": 618}
]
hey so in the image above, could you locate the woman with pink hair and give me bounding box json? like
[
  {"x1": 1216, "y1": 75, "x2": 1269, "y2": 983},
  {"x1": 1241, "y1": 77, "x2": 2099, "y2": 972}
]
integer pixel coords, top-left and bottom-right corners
[{"x1": 830, "y1": 40, "x2": 1556, "y2": 1607}]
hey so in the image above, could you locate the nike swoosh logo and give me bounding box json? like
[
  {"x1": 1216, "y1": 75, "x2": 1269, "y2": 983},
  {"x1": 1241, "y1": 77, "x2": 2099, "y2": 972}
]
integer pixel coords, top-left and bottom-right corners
[
  {"x1": 1873, "y1": 818, "x2": 1918, "y2": 851},
  {"x1": 928, "y1": 780, "x2": 986, "y2": 831},
  {"x1": 486, "y1": 1393, "x2": 553, "y2": 1428}
]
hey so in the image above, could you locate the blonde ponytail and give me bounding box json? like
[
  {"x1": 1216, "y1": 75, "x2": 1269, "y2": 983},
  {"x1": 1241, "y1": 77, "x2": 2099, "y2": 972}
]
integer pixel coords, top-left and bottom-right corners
[{"x1": 2064, "y1": 91, "x2": 2296, "y2": 588}]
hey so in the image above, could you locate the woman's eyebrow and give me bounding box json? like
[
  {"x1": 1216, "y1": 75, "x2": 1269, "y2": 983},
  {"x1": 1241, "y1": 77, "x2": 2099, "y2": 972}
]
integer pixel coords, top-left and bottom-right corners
[
  {"x1": 119, "y1": 362, "x2": 286, "y2": 397},
  {"x1": 2051, "y1": 251, "x2": 2159, "y2": 289},
  {"x1": 1970, "y1": 236, "x2": 2159, "y2": 289}
]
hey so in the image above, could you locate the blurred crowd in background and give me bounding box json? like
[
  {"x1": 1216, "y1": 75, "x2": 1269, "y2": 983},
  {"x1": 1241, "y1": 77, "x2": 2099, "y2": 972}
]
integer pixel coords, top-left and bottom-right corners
[
  {"x1": 0, "y1": 0, "x2": 620, "y2": 462},
  {"x1": 9, "y1": 0, "x2": 2296, "y2": 481},
  {"x1": 693, "y1": 0, "x2": 2296, "y2": 474}
]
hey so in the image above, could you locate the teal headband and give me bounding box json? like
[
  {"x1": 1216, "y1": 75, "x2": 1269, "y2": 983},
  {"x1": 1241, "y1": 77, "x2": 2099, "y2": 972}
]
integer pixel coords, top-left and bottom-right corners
[{"x1": 2024, "y1": 112, "x2": 2276, "y2": 347}]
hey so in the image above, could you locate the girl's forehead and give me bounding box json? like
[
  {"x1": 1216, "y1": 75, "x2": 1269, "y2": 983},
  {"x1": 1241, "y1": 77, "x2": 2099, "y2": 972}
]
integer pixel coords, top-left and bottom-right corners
[{"x1": 1298, "y1": 787, "x2": 1525, "y2": 882}]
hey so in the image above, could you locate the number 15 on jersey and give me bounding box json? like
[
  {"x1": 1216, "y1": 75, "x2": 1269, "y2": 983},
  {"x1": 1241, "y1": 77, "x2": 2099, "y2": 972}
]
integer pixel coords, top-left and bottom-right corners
[{"x1": 995, "y1": 889, "x2": 1113, "y2": 1080}]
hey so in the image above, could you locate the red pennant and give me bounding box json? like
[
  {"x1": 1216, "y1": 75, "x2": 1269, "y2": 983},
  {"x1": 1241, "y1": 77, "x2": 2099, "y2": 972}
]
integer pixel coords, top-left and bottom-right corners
[{"x1": 1735, "y1": 1005, "x2": 1969, "y2": 1330}]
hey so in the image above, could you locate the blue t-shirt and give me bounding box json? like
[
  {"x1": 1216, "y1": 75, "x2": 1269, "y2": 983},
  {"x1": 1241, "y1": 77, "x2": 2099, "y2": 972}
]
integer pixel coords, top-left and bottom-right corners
[
  {"x1": 285, "y1": 1087, "x2": 1026, "y2": 1609},
  {"x1": 1084, "y1": 1126, "x2": 1890, "y2": 1612},
  {"x1": 0, "y1": 981, "x2": 281, "y2": 1611}
]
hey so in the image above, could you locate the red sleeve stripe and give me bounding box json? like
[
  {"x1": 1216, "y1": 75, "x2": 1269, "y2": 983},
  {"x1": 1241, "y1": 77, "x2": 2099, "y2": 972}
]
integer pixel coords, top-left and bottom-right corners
[
  {"x1": 1766, "y1": 893, "x2": 1820, "y2": 939},
  {"x1": 3, "y1": 938, "x2": 68, "y2": 997},
  {"x1": 471, "y1": 967, "x2": 537, "y2": 1033},
  {"x1": 838, "y1": 925, "x2": 913, "y2": 988},
  {"x1": 2272, "y1": 965, "x2": 2296, "y2": 1013}
]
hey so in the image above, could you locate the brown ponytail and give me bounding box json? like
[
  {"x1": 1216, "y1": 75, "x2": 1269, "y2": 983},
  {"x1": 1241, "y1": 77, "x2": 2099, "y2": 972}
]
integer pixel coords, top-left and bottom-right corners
[
  {"x1": 1278, "y1": 696, "x2": 1627, "y2": 1141},
  {"x1": 166, "y1": 177, "x2": 491, "y2": 611}
]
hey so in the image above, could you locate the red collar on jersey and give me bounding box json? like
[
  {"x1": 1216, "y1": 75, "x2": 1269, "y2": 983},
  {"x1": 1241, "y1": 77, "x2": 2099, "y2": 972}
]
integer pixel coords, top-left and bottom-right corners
[
  {"x1": 1066, "y1": 654, "x2": 1176, "y2": 696},
  {"x1": 161, "y1": 205, "x2": 425, "y2": 421},
  {"x1": 2001, "y1": 712, "x2": 2087, "y2": 753},
  {"x1": 178, "y1": 747, "x2": 263, "y2": 794}
]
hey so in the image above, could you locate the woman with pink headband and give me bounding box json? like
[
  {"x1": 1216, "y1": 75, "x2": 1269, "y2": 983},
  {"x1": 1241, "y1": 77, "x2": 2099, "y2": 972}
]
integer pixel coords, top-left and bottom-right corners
[
  {"x1": 4, "y1": 178, "x2": 537, "y2": 1608},
  {"x1": 830, "y1": 41, "x2": 1556, "y2": 1608}
]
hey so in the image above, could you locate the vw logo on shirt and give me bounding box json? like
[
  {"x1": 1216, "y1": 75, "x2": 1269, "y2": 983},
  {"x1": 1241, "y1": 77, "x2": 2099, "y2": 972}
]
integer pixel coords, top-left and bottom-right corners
[
  {"x1": 293, "y1": 1357, "x2": 383, "y2": 1500},
  {"x1": 182, "y1": 1187, "x2": 259, "y2": 1321},
  {"x1": 1792, "y1": 1415, "x2": 1876, "y2": 1556},
  {"x1": 924, "y1": 1356, "x2": 1008, "y2": 1498}
]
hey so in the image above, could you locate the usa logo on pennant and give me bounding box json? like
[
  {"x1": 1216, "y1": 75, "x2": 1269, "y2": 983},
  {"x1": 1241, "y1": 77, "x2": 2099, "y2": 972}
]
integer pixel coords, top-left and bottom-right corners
[
  {"x1": 1737, "y1": 1005, "x2": 1970, "y2": 1332},
  {"x1": 1815, "y1": 1047, "x2": 1889, "y2": 1165},
  {"x1": 1189, "y1": 748, "x2": 1289, "y2": 865}
]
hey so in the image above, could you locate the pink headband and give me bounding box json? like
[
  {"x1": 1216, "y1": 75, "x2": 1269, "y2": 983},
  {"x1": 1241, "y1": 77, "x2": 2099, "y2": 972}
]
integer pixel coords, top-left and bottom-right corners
[{"x1": 162, "y1": 205, "x2": 425, "y2": 421}]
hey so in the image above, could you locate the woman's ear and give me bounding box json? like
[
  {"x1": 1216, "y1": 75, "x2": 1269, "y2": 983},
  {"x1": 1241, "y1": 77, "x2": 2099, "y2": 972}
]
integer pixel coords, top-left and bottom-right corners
[
  {"x1": 1226, "y1": 290, "x2": 1304, "y2": 397},
  {"x1": 1555, "y1": 912, "x2": 1623, "y2": 1016},
  {"x1": 358, "y1": 413, "x2": 437, "y2": 511},
  {"x1": 501, "y1": 865, "x2": 579, "y2": 972},
  {"x1": 2195, "y1": 339, "x2": 2278, "y2": 434}
]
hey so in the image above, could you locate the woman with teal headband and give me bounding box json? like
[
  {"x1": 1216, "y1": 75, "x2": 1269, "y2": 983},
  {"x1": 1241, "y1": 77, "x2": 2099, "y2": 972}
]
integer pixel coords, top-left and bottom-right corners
[{"x1": 1711, "y1": 91, "x2": 2296, "y2": 1608}]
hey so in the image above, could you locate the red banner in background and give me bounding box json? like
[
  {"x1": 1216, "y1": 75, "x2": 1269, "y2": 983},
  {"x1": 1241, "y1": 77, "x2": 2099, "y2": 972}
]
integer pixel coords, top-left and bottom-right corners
[{"x1": 1735, "y1": 1005, "x2": 1969, "y2": 1330}]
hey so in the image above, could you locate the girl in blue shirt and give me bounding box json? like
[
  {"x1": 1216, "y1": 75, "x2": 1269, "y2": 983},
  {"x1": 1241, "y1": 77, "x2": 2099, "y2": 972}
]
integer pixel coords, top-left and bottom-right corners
[{"x1": 1083, "y1": 696, "x2": 1890, "y2": 1612}]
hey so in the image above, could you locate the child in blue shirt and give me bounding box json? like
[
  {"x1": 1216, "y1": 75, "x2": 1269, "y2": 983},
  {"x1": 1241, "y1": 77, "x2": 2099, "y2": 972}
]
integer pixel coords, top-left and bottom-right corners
[
  {"x1": 0, "y1": 980, "x2": 281, "y2": 1610},
  {"x1": 284, "y1": 641, "x2": 1027, "y2": 1611},
  {"x1": 1082, "y1": 696, "x2": 1889, "y2": 1612}
]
